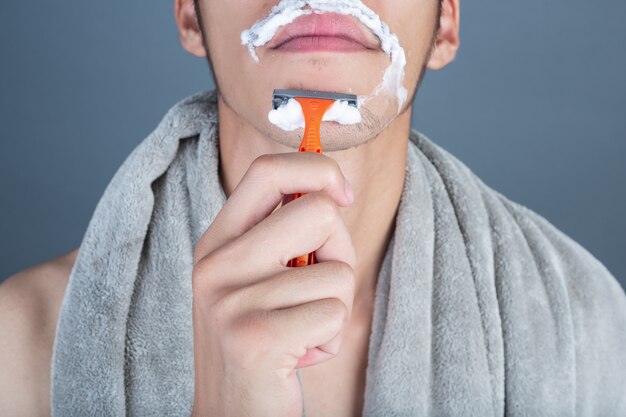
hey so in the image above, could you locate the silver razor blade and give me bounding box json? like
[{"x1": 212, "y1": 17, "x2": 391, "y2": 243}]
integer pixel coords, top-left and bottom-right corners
[{"x1": 272, "y1": 89, "x2": 358, "y2": 110}]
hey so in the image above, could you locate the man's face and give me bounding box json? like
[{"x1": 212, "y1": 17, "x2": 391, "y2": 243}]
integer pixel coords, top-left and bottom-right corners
[{"x1": 194, "y1": 0, "x2": 442, "y2": 151}]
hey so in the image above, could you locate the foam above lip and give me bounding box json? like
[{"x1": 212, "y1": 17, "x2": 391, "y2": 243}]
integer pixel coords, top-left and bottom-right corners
[{"x1": 241, "y1": 0, "x2": 408, "y2": 122}]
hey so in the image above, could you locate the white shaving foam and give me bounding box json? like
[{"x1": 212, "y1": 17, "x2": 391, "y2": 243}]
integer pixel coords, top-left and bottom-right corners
[
  {"x1": 268, "y1": 98, "x2": 362, "y2": 131},
  {"x1": 241, "y1": 0, "x2": 408, "y2": 118}
]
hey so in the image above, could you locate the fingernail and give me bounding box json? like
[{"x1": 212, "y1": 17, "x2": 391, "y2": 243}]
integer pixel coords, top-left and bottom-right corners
[{"x1": 344, "y1": 178, "x2": 354, "y2": 204}]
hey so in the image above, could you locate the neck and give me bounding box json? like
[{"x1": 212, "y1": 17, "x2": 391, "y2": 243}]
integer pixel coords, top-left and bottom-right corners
[{"x1": 216, "y1": 93, "x2": 411, "y2": 314}]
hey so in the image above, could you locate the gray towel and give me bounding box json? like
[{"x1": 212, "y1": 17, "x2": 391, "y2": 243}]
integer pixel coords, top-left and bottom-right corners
[{"x1": 51, "y1": 89, "x2": 626, "y2": 416}]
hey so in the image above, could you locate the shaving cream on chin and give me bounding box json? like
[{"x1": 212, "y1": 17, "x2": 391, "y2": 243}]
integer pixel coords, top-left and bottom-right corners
[{"x1": 268, "y1": 98, "x2": 362, "y2": 131}]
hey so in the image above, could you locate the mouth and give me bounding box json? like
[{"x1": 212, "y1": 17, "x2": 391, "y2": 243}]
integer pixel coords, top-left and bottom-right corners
[
  {"x1": 271, "y1": 35, "x2": 372, "y2": 52},
  {"x1": 267, "y1": 12, "x2": 381, "y2": 52}
]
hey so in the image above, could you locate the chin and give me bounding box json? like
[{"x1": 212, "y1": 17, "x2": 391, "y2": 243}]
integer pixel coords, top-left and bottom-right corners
[
  {"x1": 264, "y1": 117, "x2": 383, "y2": 153},
  {"x1": 260, "y1": 52, "x2": 388, "y2": 96},
  {"x1": 257, "y1": 86, "x2": 401, "y2": 153}
]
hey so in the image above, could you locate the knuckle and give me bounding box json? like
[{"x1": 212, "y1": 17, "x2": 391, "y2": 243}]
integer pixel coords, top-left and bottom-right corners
[
  {"x1": 206, "y1": 287, "x2": 253, "y2": 341},
  {"x1": 224, "y1": 311, "x2": 272, "y2": 361},
  {"x1": 249, "y1": 153, "x2": 282, "y2": 180},
  {"x1": 192, "y1": 253, "x2": 219, "y2": 296},
  {"x1": 238, "y1": 310, "x2": 271, "y2": 338},
  {"x1": 323, "y1": 158, "x2": 345, "y2": 191},
  {"x1": 328, "y1": 261, "x2": 356, "y2": 292},
  {"x1": 307, "y1": 192, "x2": 340, "y2": 227},
  {"x1": 192, "y1": 246, "x2": 236, "y2": 304},
  {"x1": 318, "y1": 298, "x2": 348, "y2": 331},
  {"x1": 214, "y1": 284, "x2": 251, "y2": 321}
]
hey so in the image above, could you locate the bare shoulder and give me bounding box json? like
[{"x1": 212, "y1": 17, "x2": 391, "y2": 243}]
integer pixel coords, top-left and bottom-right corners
[{"x1": 0, "y1": 247, "x2": 79, "y2": 417}]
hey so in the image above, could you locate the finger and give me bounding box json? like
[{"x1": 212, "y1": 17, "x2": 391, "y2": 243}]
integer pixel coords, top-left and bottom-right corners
[
  {"x1": 194, "y1": 152, "x2": 353, "y2": 265},
  {"x1": 229, "y1": 261, "x2": 355, "y2": 324},
  {"x1": 222, "y1": 191, "x2": 357, "y2": 282},
  {"x1": 195, "y1": 191, "x2": 356, "y2": 291},
  {"x1": 269, "y1": 298, "x2": 349, "y2": 367}
]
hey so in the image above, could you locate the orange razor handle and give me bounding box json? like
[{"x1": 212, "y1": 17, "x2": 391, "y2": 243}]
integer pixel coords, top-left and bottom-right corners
[{"x1": 286, "y1": 97, "x2": 335, "y2": 268}]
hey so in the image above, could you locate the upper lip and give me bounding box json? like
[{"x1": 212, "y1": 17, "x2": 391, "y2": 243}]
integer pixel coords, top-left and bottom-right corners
[{"x1": 267, "y1": 12, "x2": 380, "y2": 50}]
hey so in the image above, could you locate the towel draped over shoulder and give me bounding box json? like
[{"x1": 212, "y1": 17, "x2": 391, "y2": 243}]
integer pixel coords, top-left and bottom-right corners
[{"x1": 51, "y1": 90, "x2": 626, "y2": 416}]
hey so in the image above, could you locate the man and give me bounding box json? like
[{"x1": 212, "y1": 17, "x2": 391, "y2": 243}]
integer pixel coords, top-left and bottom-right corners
[{"x1": 1, "y1": 0, "x2": 625, "y2": 416}]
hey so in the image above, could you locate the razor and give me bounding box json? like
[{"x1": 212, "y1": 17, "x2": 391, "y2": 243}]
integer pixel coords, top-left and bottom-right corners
[{"x1": 272, "y1": 89, "x2": 358, "y2": 268}]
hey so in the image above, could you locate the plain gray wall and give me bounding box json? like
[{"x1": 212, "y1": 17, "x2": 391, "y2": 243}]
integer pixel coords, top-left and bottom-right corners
[{"x1": 1, "y1": 1, "x2": 624, "y2": 291}]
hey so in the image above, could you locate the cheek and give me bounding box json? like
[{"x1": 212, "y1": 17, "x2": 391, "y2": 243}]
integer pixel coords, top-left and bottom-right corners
[
  {"x1": 389, "y1": 1, "x2": 439, "y2": 77},
  {"x1": 202, "y1": 1, "x2": 260, "y2": 67},
  {"x1": 202, "y1": 16, "x2": 247, "y2": 83}
]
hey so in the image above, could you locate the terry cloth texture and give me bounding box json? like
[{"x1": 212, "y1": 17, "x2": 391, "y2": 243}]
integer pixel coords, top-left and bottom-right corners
[{"x1": 51, "y1": 89, "x2": 626, "y2": 416}]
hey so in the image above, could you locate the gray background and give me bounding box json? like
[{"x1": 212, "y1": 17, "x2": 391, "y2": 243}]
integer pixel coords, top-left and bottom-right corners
[{"x1": 1, "y1": 1, "x2": 624, "y2": 290}]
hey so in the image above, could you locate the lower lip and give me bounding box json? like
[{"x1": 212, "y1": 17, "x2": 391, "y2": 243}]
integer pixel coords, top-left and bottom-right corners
[{"x1": 273, "y1": 36, "x2": 369, "y2": 52}]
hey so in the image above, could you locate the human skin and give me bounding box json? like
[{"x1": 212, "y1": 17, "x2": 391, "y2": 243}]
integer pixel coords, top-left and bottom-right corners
[
  {"x1": 190, "y1": 154, "x2": 359, "y2": 416},
  {"x1": 174, "y1": 0, "x2": 460, "y2": 415},
  {"x1": 176, "y1": 0, "x2": 460, "y2": 326}
]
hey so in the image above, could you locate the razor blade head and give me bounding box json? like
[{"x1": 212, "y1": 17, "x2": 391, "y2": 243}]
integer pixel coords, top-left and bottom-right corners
[{"x1": 272, "y1": 89, "x2": 358, "y2": 110}]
